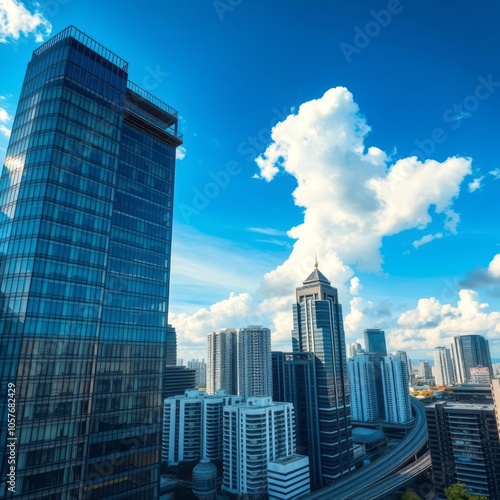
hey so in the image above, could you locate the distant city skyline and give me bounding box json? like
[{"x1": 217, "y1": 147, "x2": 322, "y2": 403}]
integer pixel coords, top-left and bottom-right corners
[{"x1": 1, "y1": 2, "x2": 500, "y2": 363}]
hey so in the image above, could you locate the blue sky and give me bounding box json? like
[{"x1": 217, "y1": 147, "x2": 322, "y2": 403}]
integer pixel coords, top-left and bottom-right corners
[{"x1": 1, "y1": 0, "x2": 500, "y2": 362}]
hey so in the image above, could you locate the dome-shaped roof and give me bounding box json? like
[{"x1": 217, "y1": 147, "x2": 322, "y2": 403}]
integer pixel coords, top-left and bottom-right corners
[{"x1": 193, "y1": 458, "x2": 217, "y2": 480}]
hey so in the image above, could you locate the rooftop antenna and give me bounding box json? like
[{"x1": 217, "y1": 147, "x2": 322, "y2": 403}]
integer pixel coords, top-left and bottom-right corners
[{"x1": 314, "y1": 251, "x2": 318, "y2": 269}]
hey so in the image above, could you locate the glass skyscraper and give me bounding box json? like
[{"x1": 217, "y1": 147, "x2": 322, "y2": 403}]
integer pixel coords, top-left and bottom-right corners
[
  {"x1": 292, "y1": 266, "x2": 354, "y2": 484},
  {"x1": 0, "y1": 26, "x2": 182, "y2": 498}
]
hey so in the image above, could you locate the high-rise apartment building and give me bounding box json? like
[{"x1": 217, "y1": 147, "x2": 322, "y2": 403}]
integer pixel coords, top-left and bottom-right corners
[
  {"x1": 452, "y1": 334, "x2": 493, "y2": 383},
  {"x1": 0, "y1": 26, "x2": 182, "y2": 498},
  {"x1": 363, "y1": 328, "x2": 387, "y2": 355},
  {"x1": 381, "y1": 355, "x2": 413, "y2": 424},
  {"x1": 348, "y1": 354, "x2": 379, "y2": 422},
  {"x1": 433, "y1": 346, "x2": 455, "y2": 386},
  {"x1": 206, "y1": 328, "x2": 237, "y2": 395},
  {"x1": 188, "y1": 358, "x2": 207, "y2": 388},
  {"x1": 237, "y1": 325, "x2": 272, "y2": 397},
  {"x1": 348, "y1": 342, "x2": 363, "y2": 358},
  {"x1": 162, "y1": 389, "x2": 243, "y2": 465},
  {"x1": 292, "y1": 266, "x2": 354, "y2": 483},
  {"x1": 418, "y1": 360, "x2": 433, "y2": 383},
  {"x1": 426, "y1": 401, "x2": 500, "y2": 499},
  {"x1": 492, "y1": 379, "x2": 500, "y2": 440},
  {"x1": 223, "y1": 397, "x2": 296, "y2": 497}
]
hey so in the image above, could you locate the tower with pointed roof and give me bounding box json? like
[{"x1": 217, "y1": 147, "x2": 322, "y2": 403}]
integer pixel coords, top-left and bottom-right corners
[{"x1": 292, "y1": 266, "x2": 354, "y2": 483}]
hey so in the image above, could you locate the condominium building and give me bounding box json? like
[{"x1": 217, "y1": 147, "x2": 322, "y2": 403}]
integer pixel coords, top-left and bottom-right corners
[
  {"x1": 237, "y1": 325, "x2": 272, "y2": 397},
  {"x1": 268, "y1": 454, "x2": 310, "y2": 500},
  {"x1": 433, "y1": 346, "x2": 455, "y2": 386},
  {"x1": 188, "y1": 358, "x2": 207, "y2": 388},
  {"x1": 206, "y1": 328, "x2": 237, "y2": 394},
  {"x1": 381, "y1": 355, "x2": 413, "y2": 424},
  {"x1": 492, "y1": 379, "x2": 500, "y2": 439},
  {"x1": 223, "y1": 397, "x2": 296, "y2": 496},
  {"x1": 426, "y1": 401, "x2": 500, "y2": 499},
  {"x1": 348, "y1": 354, "x2": 379, "y2": 422},
  {"x1": 0, "y1": 26, "x2": 182, "y2": 498},
  {"x1": 162, "y1": 389, "x2": 243, "y2": 465}
]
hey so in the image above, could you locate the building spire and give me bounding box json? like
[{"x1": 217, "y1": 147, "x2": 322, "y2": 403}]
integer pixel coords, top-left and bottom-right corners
[{"x1": 314, "y1": 251, "x2": 318, "y2": 269}]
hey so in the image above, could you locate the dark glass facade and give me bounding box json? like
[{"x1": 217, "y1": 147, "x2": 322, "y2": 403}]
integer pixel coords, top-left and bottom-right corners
[
  {"x1": 291, "y1": 268, "x2": 354, "y2": 485},
  {"x1": 0, "y1": 26, "x2": 182, "y2": 498},
  {"x1": 363, "y1": 328, "x2": 387, "y2": 355}
]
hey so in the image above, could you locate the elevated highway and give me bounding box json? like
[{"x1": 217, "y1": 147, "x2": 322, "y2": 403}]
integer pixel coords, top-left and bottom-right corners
[{"x1": 310, "y1": 398, "x2": 430, "y2": 500}]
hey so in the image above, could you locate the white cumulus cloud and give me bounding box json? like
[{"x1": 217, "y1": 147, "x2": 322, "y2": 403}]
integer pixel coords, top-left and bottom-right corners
[
  {"x1": 487, "y1": 254, "x2": 500, "y2": 278},
  {"x1": 0, "y1": 0, "x2": 51, "y2": 43},
  {"x1": 170, "y1": 87, "x2": 473, "y2": 358},
  {"x1": 176, "y1": 146, "x2": 186, "y2": 160},
  {"x1": 468, "y1": 176, "x2": 483, "y2": 192},
  {"x1": 413, "y1": 232, "x2": 443, "y2": 249}
]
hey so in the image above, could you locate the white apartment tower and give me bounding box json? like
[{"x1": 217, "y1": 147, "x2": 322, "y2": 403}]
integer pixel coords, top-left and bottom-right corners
[
  {"x1": 206, "y1": 328, "x2": 237, "y2": 394},
  {"x1": 223, "y1": 397, "x2": 296, "y2": 496},
  {"x1": 238, "y1": 325, "x2": 273, "y2": 398},
  {"x1": 348, "y1": 355, "x2": 379, "y2": 422},
  {"x1": 162, "y1": 389, "x2": 243, "y2": 465},
  {"x1": 381, "y1": 355, "x2": 413, "y2": 424},
  {"x1": 433, "y1": 346, "x2": 455, "y2": 386}
]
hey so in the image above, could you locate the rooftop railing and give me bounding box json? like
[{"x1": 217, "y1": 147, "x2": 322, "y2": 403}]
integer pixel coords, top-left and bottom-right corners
[
  {"x1": 33, "y1": 25, "x2": 128, "y2": 71},
  {"x1": 127, "y1": 81, "x2": 178, "y2": 119}
]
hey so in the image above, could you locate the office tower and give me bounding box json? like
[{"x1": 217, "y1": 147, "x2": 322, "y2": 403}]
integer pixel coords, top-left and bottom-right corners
[
  {"x1": 363, "y1": 328, "x2": 387, "y2": 355},
  {"x1": 348, "y1": 354, "x2": 379, "y2": 422},
  {"x1": 426, "y1": 401, "x2": 500, "y2": 499},
  {"x1": 267, "y1": 455, "x2": 311, "y2": 500},
  {"x1": 188, "y1": 359, "x2": 207, "y2": 388},
  {"x1": 292, "y1": 266, "x2": 354, "y2": 483},
  {"x1": 164, "y1": 365, "x2": 196, "y2": 398},
  {"x1": 433, "y1": 346, "x2": 455, "y2": 386},
  {"x1": 206, "y1": 328, "x2": 237, "y2": 395},
  {"x1": 0, "y1": 26, "x2": 182, "y2": 499},
  {"x1": 272, "y1": 351, "x2": 322, "y2": 488},
  {"x1": 348, "y1": 342, "x2": 363, "y2": 358},
  {"x1": 492, "y1": 379, "x2": 500, "y2": 439},
  {"x1": 452, "y1": 334, "x2": 493, "y2": 383},
  {"x1": 469, "y1": 366, "x2": 491, "y2": 384},
  {"x1": 381, "y1": 355, "x2": 413, "y2": 424},
  {"x1": 223, "y1": 397, "x2": 296, "y2": 496},
  {"x1": 162, "y1": 389, "x2": 243, "y2": 465},
  {"x1": 192, "y1": 459, "x2": 218, "y2": 500},
  {"x1": 237, "y1": 325, "x2": 272, "y2": 397},
  {"x1": 166, "y1": 324, "x2": 177, "y2": 366},
  {"x1": 418, "y1": 360, "x2": 433, "y2": 383}
]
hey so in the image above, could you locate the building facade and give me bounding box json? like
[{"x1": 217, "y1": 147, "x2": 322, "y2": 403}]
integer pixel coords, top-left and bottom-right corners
[
  {"x1": 363, "y1": 328, "x2": 387, "y2": 355},
  {"x1": 292, "y1": 266, "x2": 354, "y2": 484},
  {"x1": 433, "y1": 346, "x2": 455, "y2": 386},
  {"x1": 426, "y1": 401, "x2": 500, "y2": 499},
  {"x1": 272, "y1": 351, "x2": 322, "y2": 489},
  {"x1": 222, "y1": 397, "x2": 296, "y2": 496},
  {"x1": 348, "y1": 354, "x2": 379, "y2": 422},
  {"x1": 452, "y1": 334, "x2": 493, "y2": 384},
  {"x1": 237, "y1": 325, "x2": 272, "y2": 398},
  {"x1": 267, "y1": 454, "x2": 310, "y2": 500},
  {"x1": 162, "y1": 389, "x2": 243, "y2": 465},
  {"x1": 381, "y1": 355, "x2": 413, "y2": 424},
  {"x1": 187, "y1": 359, "x2": 207, "y2": 389},
  {"x1": 0, "y1": 26, "x2": 182, "y2": 499},
  {"x1": 206, "y1": 328, "x2": 237, "y2": 395}
]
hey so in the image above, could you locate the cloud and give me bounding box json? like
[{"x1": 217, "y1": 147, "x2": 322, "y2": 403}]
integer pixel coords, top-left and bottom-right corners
[
  {"x1": 0, "y1": 124, "x2": 11, "y2": 138},
  {"x1": 349, "y1": 276, "x2": 362, "y2": 295},
  {"x1": 390, "y1": 290, "x2": 500, "y2": 352},
  {"x1": 170, "y1": 87, "x2": 473, "y2": 357},
  {"x1": 489, "y1": 168, "x2": 500, "y2": 180},
  {"x1": 247, "y1": 227, "x2": 287, "y2": 236},
  {"x1": 0, "y1": 0, "x2": 52, "y2": 43},
  {"x1": 0, "y1": 106, "x2": 11, "y2": 124},
  {"x1": 413, "y1": 232, "x2": 443, "y2": 249},
  {"x1": 176, "y1": 146, "x2": 186, "y2": 160},
  {"x1": 468, "y1": 176, "x2": 483, "y2": 192},
  {"x1": 460, "y1": 253, "x2": 500, "y2": 290}
]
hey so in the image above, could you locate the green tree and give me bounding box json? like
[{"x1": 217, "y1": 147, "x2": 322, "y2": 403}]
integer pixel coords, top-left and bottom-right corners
[
  {"x1": 401, "y1": 489, "x2": 421, "y2": 500},
  {"x1": 444, "y1": 482, "x2": 487, "y2": 500}
]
